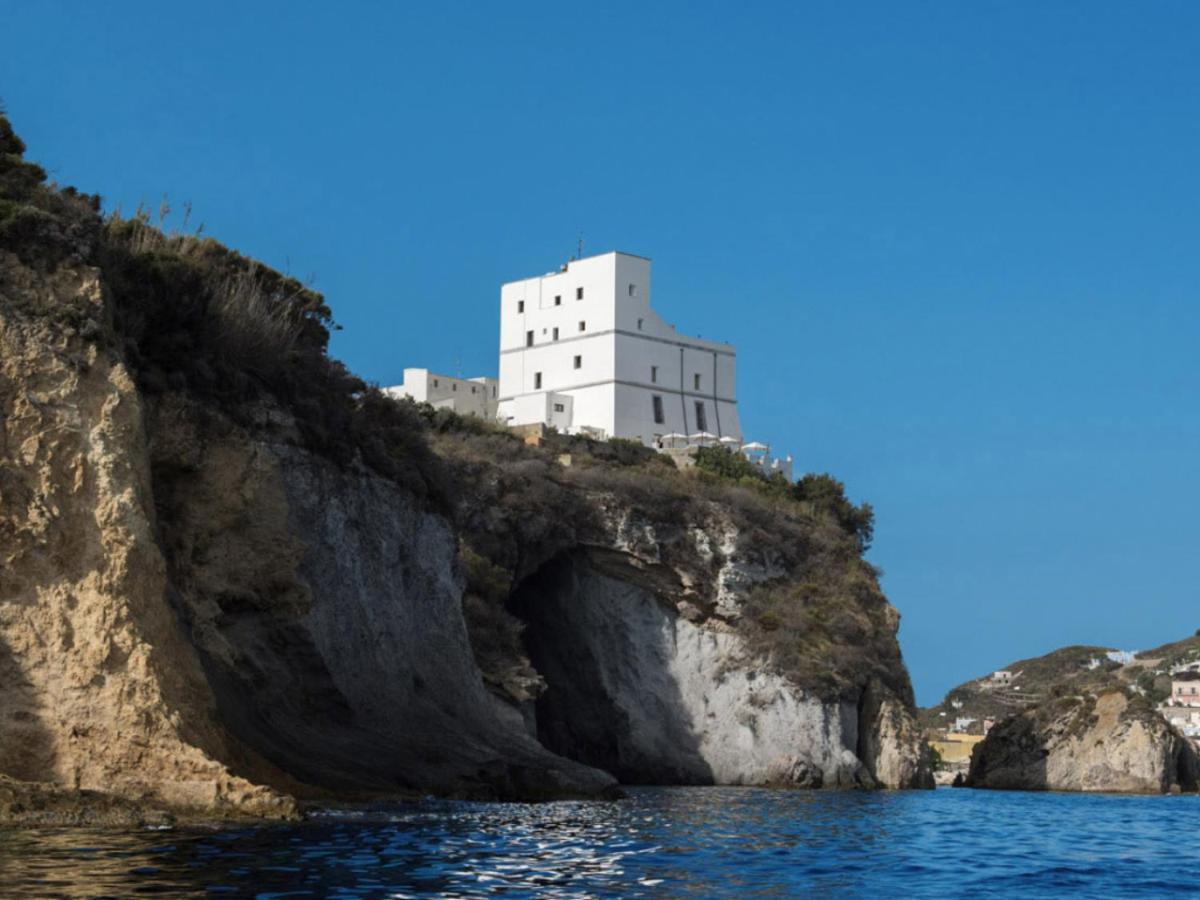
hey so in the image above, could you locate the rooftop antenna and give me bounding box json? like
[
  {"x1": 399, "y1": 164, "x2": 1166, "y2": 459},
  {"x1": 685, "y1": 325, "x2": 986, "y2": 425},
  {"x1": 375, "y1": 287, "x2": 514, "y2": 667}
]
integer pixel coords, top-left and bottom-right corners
[{"x1": 576, "y1": 231, "x2": 584, "y2": 260}]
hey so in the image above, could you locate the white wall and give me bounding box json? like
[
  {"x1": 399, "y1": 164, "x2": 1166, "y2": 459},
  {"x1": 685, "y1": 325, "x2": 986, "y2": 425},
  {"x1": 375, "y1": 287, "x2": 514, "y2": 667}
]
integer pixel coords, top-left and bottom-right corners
[
  {"x1": 497, "y1": 251, "x2": 741, "y2": 445},
  {"x1": 386, "y1": 368, "x2": 498, "y2": 420},
  {"x1": 502, "y1": 391, "x2": 575, "y2": 432}
]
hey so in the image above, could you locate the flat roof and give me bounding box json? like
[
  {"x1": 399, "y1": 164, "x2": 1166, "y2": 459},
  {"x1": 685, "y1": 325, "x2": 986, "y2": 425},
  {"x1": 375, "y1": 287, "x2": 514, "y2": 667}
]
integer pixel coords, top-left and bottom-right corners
[
  {"x1": 503, "y1": 250, "x2": 652, "y2": 286},
  {"x1": 559, "y1": 250, "x2": 651, "y2": 264}
]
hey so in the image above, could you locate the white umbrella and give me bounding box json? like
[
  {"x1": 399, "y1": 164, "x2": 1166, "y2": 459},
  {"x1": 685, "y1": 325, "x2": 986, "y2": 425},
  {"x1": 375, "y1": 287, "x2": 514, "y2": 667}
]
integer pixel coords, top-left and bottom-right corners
[
  {"x1": 689, "y1": 431, "x2": 717, "y2": 446},
  {"x1": 741, "y1": 441, "x2": 769, "y2": 452},
  {"x1": 718, "y1": 435, "x2": 740, "y2": 445},
  {"x1": 658, "y1": 432, "x2": 688, "y2": 449}
]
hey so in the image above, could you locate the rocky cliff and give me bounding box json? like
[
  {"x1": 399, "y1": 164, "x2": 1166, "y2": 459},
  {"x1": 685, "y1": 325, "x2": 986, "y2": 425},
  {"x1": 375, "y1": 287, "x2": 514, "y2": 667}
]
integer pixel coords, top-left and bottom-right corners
[
  {"x1": 0, "y1": 114, "x2": 930, "y2": 822},
  {"x1": 966, "y1": 689, "x2": 1199, "y2": 794}
]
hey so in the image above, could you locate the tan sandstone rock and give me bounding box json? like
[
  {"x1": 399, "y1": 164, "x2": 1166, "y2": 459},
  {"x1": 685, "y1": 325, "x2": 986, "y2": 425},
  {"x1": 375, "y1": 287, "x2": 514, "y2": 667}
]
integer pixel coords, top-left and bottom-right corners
[{"x1": 966, "y1": 689, "x2": 1200, "y2": 793}]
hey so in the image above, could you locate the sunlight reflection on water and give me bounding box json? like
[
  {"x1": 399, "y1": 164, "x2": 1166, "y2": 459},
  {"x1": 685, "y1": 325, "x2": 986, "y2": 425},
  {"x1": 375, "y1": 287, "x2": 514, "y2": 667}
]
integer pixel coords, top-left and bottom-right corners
[{"x1": 0, "y1": 787, "x2": 1196, "y2": 897}]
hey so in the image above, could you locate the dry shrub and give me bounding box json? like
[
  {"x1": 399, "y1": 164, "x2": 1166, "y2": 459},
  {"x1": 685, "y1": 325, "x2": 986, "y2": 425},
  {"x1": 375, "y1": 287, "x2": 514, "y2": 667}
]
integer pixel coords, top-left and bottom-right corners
[
  {"x1": 207, "y1": 271, "x2": 305, "y2": 379},
  {"x1": 741, "y1": 554, "x2": 906, "y2": 702}
]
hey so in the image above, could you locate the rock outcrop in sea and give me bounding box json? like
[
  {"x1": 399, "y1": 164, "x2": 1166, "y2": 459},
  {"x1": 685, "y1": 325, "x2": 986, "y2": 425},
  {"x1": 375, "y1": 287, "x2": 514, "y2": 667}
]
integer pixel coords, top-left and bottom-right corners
[
  {"x1": 924, "y1": 634, "x2": 1200, "y2": 794},
  {"x1": 966, "y1": 689, "x2": 1199, "y2": 794},
  {"x1": 0, "y1": 114, "x2": 931, "y2": 822}
]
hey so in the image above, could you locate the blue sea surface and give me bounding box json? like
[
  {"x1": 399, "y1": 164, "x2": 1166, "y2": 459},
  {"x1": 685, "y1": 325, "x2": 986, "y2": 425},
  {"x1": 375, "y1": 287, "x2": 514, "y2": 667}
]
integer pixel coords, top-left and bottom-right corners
[{"x1": 0, "y1": 787, "x2": 1196, "y2": 898}]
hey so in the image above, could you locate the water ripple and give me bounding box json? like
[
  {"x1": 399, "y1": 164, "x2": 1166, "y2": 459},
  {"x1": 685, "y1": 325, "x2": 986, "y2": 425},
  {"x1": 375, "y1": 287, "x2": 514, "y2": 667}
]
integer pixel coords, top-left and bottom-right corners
[{"x1": 0, "y1": 788, "x2": 1197, "y2": 897}]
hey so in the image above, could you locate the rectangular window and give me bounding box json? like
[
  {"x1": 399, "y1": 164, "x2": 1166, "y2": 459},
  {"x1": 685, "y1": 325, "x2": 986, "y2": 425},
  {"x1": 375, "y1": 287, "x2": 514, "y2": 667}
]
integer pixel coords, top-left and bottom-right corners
[
  {"x1": 452, "y1": 384, "x2": 457, "y2": 391},
  {"x1": 518, "y1": 300, "x2": 524, "y2": 313},
  {"x1": 576, "y1": 287, "x2": 584, "y2": 300},
  {"x1": 433, "y1": 379, "x2": 439, "y2": 387},
  {"x1": 637, "y1": 318, "x2": 643, "y2": 331},
  {"x1": 629, "y1": 284, "x2": 637, "y2": 297},
  {"x1": 554, "y1": 295, "x2": 562, "y2": 306},
  {"x1": 578, "y1": 321, "x2": 586, "y2": 332},
  {"x1": 652, "y1": 395, "x2": 665, "y2": 425},
  {"x1": 573, "y1": 355, "x2": 582, "y2": 369},
  {"x1": 534, "y1": 372, "x2": 542, "y2": 390},
  {"x1": 526, "y1": 330, "x2": 534, "y2": 347},
  {"x1": 471, "y1": 386, "x2": 476, "y2": 394},
  {"x1": 694, "y1": 401, "x2": 707, "y2": 431},
  {"x1": 553, "y1": 402, "x2": 565, "y2": 412},
  {"x1": 651, "y1": 365, "x2": 658, "y2": 383},
  {"x1": 694, "y1": 373, "x2": 702, "y2": 391},
  {"x1": 553, "y1": 327, "x2": 559, "y2": 341}
]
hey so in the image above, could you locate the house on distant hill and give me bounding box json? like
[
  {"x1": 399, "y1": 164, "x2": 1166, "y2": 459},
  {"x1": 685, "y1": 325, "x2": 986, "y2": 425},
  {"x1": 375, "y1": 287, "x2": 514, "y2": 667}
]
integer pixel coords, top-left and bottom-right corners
[{"x1": 1169, "y1": 680, "x2": 1200, "y2": 707}]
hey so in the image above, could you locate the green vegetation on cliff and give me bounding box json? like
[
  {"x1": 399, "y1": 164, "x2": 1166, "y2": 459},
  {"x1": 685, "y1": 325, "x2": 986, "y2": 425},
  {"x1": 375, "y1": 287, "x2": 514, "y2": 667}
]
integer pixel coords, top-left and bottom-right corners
[
  {"x1": 1, "y1": 110, "x2": 451, "y2": 506},
  {"x1": 1, "y1": 111, "x2": 911, "y2": 710},
  {"x1": 693, "y1": 447, "x2": 875, "y2": 551}
]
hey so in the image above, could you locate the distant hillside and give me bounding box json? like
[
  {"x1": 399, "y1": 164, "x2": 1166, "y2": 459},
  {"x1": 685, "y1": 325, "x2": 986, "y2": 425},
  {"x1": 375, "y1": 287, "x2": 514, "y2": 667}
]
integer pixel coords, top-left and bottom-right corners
[
  {"x1": 921, "y1": 632, "x2": 1200, "y2": 735},
  {"x1": 1136, "y1": 634, "x2": 1200, "y2": 671}
]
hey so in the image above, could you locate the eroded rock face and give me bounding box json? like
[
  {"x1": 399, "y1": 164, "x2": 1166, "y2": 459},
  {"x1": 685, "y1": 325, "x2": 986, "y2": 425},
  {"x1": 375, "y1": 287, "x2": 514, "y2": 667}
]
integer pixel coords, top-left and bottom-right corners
[
  {"x1": 966, "y1": 691, "x2": 1200, "y2": 794},
  {"x1": 0, "y1": 253, "x2": 929, "y2": 819},
  {"x1": 859, "y1": 681, "x2": 937, "y2": 789},
  {"x1": 144, "y1": 394, "x2": 618, "y2": 801},
  {"x1": 0, "y1": 270, "x2": 293, "y2": 818},
  {"x1": 514, "y1": 553, "x2": 927, "y2": 788},
  {"x1": 0, "y1": 264, "x2": 614, "y2": 815}
]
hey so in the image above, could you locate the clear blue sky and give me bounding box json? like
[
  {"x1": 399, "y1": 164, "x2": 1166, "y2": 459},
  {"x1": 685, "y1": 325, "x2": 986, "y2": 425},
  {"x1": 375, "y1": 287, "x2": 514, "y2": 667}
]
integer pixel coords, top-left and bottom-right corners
[{"x1": 4, "y1": 1, "x2": 1198, "y2": 704}]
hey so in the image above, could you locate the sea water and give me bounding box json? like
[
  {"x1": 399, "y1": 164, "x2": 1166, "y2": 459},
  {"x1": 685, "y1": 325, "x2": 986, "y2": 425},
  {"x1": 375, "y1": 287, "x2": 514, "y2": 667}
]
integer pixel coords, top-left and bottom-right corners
[{"x1": 0, "y1": 787, "x2": 1196, "y2": 897}]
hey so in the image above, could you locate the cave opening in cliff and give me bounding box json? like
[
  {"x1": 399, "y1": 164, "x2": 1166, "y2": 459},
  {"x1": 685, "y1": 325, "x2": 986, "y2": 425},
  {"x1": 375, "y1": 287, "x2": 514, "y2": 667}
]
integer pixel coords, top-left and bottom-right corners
[{"x1": 507, "y1": 551, "x2": 714, "y2": 785}]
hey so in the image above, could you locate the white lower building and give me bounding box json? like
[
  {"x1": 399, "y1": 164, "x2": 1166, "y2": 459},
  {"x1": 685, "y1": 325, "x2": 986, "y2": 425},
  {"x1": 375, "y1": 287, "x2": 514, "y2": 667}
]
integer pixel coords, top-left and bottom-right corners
[
  {"x1": 385, "y1": 368, "x2": 498, "y2": 420},
  {"x1": 496, "y1": 251, "x2": 742, "y2": 446}
]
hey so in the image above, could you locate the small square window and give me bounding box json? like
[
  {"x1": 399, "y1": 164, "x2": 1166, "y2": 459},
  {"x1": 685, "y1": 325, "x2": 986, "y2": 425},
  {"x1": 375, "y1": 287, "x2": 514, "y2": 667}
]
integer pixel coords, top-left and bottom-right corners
[
  {"x1": 576, "y1": 287, "x2": 584, "y2": 300},
  {"x1": 534, "y1": 372, "x2": 542, "y2": 389},
  {"x1": 573, "y1": 355, "x2": 582, "y2": 369},
  {"x1": 554, "y1": 295, "x2": 562, "y2": 306},
  {"x1": 526, "y1": 330, "x2": 534, "y2": 347},
  {"x1": 578, "y1": 321, "x2": 586, "y2": 332},
  {"x1": 553, "y1": 402, "x2": 565, "y2": 412},
  {"x1": 518, "y1": 300, "x2": 524, "y2": 313},
  {"x1": 651, "y1": 366, "x2": 658, "y2": 384},
  {"x1": 553, "y1": 327, "x2": 559, "y2": 341}
]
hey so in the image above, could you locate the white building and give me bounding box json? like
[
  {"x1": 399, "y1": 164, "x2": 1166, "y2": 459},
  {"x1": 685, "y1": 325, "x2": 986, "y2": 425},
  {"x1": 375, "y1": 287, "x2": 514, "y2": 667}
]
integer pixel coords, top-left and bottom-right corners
[
  {"x1": 496, "y1": 252, "x2": 743, "y2": 447},
  {"x1": 385, "y1": 368, "x2": 498, "y2": 420}
]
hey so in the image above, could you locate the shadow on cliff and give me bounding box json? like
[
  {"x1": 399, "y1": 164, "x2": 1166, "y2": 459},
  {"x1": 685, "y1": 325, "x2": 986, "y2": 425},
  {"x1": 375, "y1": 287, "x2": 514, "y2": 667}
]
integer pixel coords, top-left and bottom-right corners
[
  {"x1": 0, "y1": 636, "x2": 57, "y2": 783},
  {"x1": 964, "y1": 715, "x2": 1048, "y2": 790},
  {"x1": 1174, "y1": 738, "x2": 1200, "y2": 792},
  {"x1": 509, "y1": 551, "x2": 714, "y2": 785}
]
